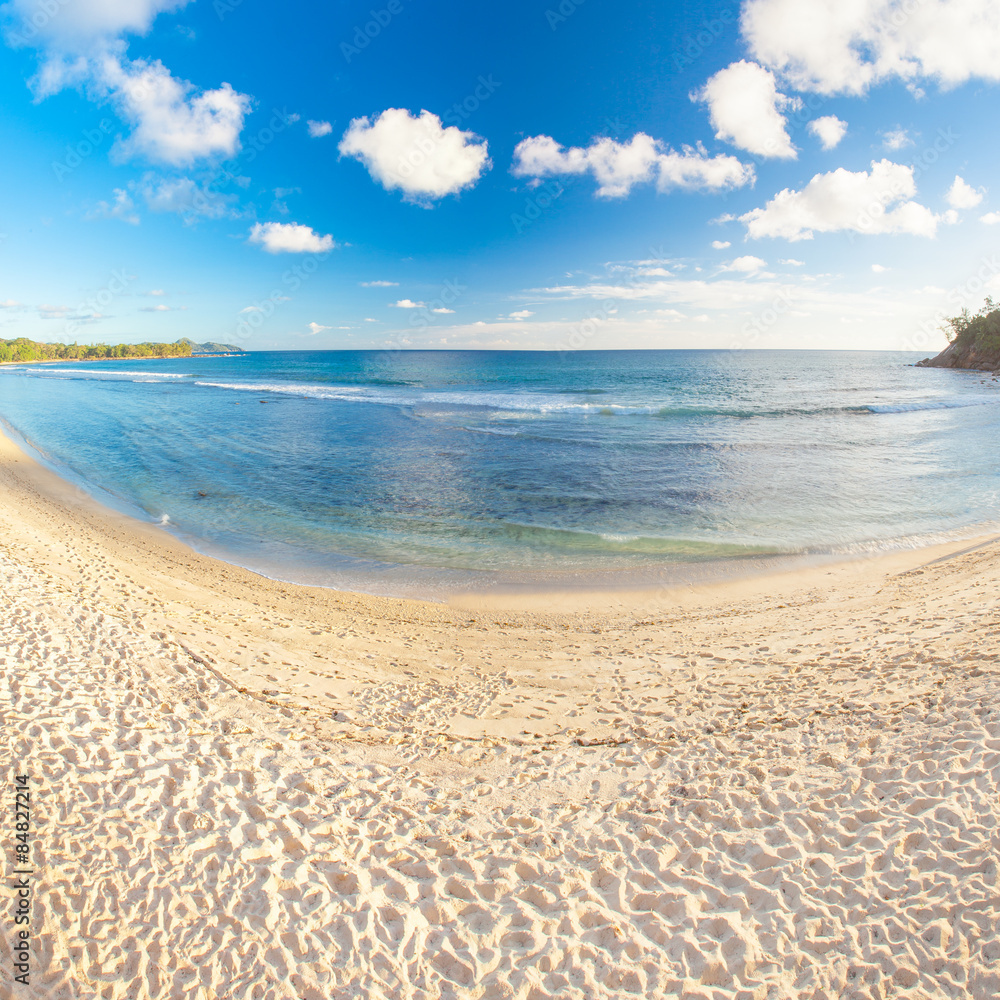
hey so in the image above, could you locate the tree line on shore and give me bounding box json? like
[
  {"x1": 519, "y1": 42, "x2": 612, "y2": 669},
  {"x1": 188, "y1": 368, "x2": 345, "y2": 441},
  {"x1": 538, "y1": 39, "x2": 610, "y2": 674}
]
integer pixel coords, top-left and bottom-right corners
[{"x1": 0, "y1": 339, "x2": 194, "y2": 364}]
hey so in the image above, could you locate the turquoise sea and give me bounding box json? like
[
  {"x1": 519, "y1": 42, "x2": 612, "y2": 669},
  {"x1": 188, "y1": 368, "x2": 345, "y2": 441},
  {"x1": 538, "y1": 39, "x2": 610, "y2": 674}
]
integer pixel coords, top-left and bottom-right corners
[{"x1": 1, "y1": 350, "x2": 997, "y2": 597}]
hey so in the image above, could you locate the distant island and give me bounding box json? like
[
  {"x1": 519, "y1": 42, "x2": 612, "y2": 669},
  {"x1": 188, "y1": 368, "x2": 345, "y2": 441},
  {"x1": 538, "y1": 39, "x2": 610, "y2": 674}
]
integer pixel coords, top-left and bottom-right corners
[
  {"x1": 177, "y1": 338, "x2": 245, "y2": 356},
  {"x1": 0, "y1": 338, "x2": 244, "y2": 364},
  {"x1": 918, "y1": 299, "x2": 1000, "y2": 371}
]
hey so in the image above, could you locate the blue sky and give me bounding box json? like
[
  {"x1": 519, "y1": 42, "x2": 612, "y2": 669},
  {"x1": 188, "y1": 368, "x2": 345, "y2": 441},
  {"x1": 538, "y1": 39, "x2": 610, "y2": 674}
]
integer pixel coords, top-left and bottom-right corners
[{"x1": 1, "y1": 0, "x2": 1000, "y2": 353}]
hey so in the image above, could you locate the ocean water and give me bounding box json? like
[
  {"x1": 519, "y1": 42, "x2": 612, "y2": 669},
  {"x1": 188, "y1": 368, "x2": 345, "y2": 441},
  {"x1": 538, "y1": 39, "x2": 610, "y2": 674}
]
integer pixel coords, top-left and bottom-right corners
[{"x1": 1, "y1": 349, "x2": 998, "y2": 597}]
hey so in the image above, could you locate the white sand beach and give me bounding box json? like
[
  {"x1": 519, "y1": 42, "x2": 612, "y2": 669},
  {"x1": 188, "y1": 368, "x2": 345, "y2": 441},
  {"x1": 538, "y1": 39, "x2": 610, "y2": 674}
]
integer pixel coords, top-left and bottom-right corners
[{"x1": 2, "y1": 429, "x2": 999, "y2": 999}]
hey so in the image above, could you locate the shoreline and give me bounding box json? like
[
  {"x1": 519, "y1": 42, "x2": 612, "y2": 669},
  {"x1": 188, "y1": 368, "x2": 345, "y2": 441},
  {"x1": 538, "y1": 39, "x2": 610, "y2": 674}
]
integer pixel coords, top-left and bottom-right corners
[
  {"x1": 4, "y1": 418, "x2": 1000, "y2": 997},
  {"x1": 2, "y1": 408, "x2": 994, "y2": 606}
]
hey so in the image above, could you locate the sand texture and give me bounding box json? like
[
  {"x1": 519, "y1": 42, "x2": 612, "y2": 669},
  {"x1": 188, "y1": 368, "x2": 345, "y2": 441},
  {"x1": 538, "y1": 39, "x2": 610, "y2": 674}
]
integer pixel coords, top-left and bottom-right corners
[{"x1": 2, "y1": 430, "x2": 999, "y2": 1000}]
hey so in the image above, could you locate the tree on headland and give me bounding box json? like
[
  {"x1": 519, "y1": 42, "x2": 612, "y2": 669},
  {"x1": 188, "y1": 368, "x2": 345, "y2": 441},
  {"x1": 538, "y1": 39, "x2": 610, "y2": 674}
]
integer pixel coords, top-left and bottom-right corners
[
  {"x1": 921, "y1": 297, "x2": 1000, "y2": 370},
  {"x1": 0, "y1": 339, "x2": 194, "y2": 364},
  {"x1": 944, "y1": 297, "x2": 1000, "y2": 350}
]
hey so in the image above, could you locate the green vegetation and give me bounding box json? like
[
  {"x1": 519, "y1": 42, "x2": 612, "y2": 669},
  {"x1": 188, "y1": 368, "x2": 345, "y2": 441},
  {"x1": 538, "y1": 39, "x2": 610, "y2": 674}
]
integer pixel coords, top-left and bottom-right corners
[
  {"x1": 0, "y1": 338, "x2": 193, "y2": 364},
  {"x1": 177, "y1": 338, "x2": 244, "y2": 354},
  {"x1": 944, "y1": 297, "x2": 1000, "y2": 352}
]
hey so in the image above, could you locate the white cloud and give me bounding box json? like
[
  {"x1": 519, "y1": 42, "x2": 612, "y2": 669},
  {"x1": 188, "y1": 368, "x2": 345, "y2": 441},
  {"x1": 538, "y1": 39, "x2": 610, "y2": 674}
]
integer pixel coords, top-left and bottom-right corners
[
  {"x1": 392, "y1": 299, "x2": 425, "y2": 308},
  {"x1": 723, "y1": 255, "x2": 767, "y2": 273},
  {"x1": 247, "y1": 222, "x2": 335, "y2": 254},
  {"x1": 508, "y1": 310, "x2": 535, "y2": 320},
  {"x1": 5, "y1": 1, "x2": 250, "y2": 168},
  {"x1": 101, "y1": 56, "x2": 250, "y2": 166},
  {"x1": 881, "y1": 129, "x2": 913, "y2": 151},
  {"x1": 739, "y1": 160, "x2": 943, "y2": 241},
  {"x1": 871, "y1": 263, "x2": 889, "y2": 273},
  {"x1": 4, "y1": 0, "x2": 189, "y2": 50},
  {"x1": 946, "y1": 176, "x2": 983, "y2": 210},
  {"x1": 307, "y1": 322, "x2": 331, "y2": 335},
  {"x1": 88, "y1": 188, "x2": 139, "y2": 225},
  {"x1": 779, "y1": 258, "x2": 805, "y2": 266},
  {"x1": 742, "y1": 0, "x2": 1000, "y2": 95},
  {"x1": 807, "y1": 115, "x2": 847, "y2": 150},
  {"x1": 432, "y1": 307, "x2": 455, "y2": 314},
  {"x1": 140, "y1": 175, "x2": 232, "y2": 219},
  {"x1": 0, "y1": 300, "x2": 23, "y2": 308},
  {"x1": 38, "y1": 304, "x2": 71, "y2": 319},
  {"x1": 711, "y1": 240, "x2": 731, "y2": 249},
  {"x1": 360, "y1": 280, "x2": 398, "y2": 287},
  {"x1": 695, "y1": 60, "x2": 799, "y2": 159},
  {"x1": 364, "y1": 317, "x2": 378, "y2": 322},
  {"x1": 139, "y1": 303, "x2": 171, "y2": 311},
  {"x1": 980, "y1": 212, "x2": 1000, "y2": 225},
  {"x1": 146, "y1": 289, "x2": 165, "y2": 296},
  {"x1": 511, "y1": 133, "x2": 754, "y2": 197},
  {"x1": 307, "y1": 120, "x2": 333, "y2": 138},
  {"x1": 339, "y1": 108, "x2": 491, "y2": 203}
]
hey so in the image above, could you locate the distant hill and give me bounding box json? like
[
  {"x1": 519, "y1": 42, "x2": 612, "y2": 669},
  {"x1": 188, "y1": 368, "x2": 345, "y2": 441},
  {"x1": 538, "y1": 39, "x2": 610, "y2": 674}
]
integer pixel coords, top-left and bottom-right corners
[{"x1": 177, "y1": 338, "x2": 245, "y2": 355}]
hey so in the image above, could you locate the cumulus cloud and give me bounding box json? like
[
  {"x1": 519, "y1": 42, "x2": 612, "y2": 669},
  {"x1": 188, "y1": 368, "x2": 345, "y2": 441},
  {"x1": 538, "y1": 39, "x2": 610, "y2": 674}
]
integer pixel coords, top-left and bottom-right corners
[
  {"x1": 723, "y1": 255, "x2": 767, "y2": 273},
  {"x1": 4, "y1": 0, "x2": 189, "y2": 50},
  {"x1": 511, "y1": 134, "x2": 753, "y2": 198},
  {"x1": 140, "y1": 175, "x2": 233, "y2": 219},
  {"x1": 339, "y1": 108, "x2": 491, "y2": 203},
  {"x1": 432, "y1": 307, "x2": 455, "y2": 314},
  {"x1": 391, "y1": 299, "x2": 425, "y2": 308},
  {"x1": 739, "y1": 160, "x2": 943, "y2": 241},
  {"x1": 88, "y1": 188, "x2": 140, "y2": 225},
  {"x1": 742, "y1": 0, "x2": 1000, "y2": 95},
  {"x1": 946, "y1": 176, "x2": 983, "y2": 210},
  {"x1": 881, "y1": 128, "x2": 913, "y2": 151},
  {"x1": 307, "y1": 120, "x2": 333, "y2": 137},
  {"x1": 307, "y1": 322, "x2": 331, "y2": 334},
  {"x1": 508, "y1": 310, "x2": 535, "y2": 320},
  {"x1": 980, "y1": 212, "x2": 1000, "y2": 225},
  {"x1": 807, "y1": 115, "x2": 848, "y2": 150},
  {"x1": 711, "y1": 240, "x2": 731, "y2": 249},
  {"x1": 4, "y1": 0, "x2": 250, "y2": 167},
  {"x1": 101, "y1": 56, "x2": 250, "y2": 166},
  {"x1": 695, "y1": 60, "x2": 799, "y2": 159},
  {"x1": 38, "y1": 304, "x2": 71, "y2": 319},
  {"x1": 871, "y1": 264, "x2": 888, "y2": 272},
  {"x1": 248, "y1": 222, "x2": 335, "y2": 254}
]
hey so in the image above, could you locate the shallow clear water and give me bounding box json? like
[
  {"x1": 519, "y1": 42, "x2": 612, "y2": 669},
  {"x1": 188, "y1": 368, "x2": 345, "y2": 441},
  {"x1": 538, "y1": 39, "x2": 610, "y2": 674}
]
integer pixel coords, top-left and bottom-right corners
[{"x1": 1, "y1": 349, "x2": 998, "y2": 596}]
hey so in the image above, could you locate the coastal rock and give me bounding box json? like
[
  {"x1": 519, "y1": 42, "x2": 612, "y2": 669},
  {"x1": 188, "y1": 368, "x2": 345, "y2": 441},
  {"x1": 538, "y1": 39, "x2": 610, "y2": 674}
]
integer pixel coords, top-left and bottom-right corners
[
  {"x1": 918, "y1": 303, "x2": 1000, "y2": 370},
  {"x1": 917, "y1": 338, "x2": 1000, "y2": 371}
]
